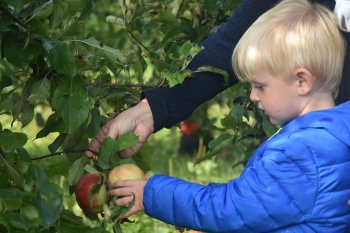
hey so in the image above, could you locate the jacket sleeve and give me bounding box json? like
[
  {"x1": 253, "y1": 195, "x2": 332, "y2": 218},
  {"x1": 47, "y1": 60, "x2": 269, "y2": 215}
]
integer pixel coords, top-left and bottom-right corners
[
  {"x1": 141, "y1": 0, "x2": 280, "y2": 132},
  {"x1": 143, "y1": 139, "x2": 318, "y2": 233}
]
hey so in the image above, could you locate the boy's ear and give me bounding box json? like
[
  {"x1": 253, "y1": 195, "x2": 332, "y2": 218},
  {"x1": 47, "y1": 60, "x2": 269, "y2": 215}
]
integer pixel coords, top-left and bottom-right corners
[{"x1": 293, "y1": 68, "x2": 316, "y2": 95}]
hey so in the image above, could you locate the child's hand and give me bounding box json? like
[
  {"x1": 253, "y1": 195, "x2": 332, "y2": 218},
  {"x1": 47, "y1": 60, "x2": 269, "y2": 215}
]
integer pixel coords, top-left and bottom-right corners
[
  {"x1": 175, "y1": 226, "x2": 190, "y2": 232},
  {"x1": 108, "y1": 176, "x2": 150, "y2": 219}
]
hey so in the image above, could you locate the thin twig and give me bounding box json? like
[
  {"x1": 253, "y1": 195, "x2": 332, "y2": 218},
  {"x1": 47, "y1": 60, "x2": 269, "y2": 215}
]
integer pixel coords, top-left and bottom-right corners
[
  {"x1": 0, "y1": 5, "x2": 27, "y2": 29},
  {"x1": 126, "y1": 29, "x2": 151, "y2": 53},
  {"x1": 30, "y1": 149, "x2": 98, "y2": 161}
]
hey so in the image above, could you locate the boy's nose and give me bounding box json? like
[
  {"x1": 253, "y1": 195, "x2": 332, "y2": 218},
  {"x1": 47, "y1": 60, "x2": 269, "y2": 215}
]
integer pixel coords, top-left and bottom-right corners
[{"x1": 250, "y1": 89, "x2": 260, "y2": 102}]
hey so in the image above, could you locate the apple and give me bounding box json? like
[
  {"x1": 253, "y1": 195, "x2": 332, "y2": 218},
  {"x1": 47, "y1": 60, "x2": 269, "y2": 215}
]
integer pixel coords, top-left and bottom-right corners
[
  {"x1": 75, "y1": 173, "x2": 109, "y2": 214},
  {"x1": 181, "y1": 120, "x2": 200, "y2": 136},
  {"x1": 108, "y1": 164, "x2": 146, "y2": 185}
]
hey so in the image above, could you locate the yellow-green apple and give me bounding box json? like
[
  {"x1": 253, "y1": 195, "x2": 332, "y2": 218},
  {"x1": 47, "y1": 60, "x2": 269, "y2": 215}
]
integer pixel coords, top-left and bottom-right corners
[
  {"x1": 108, "y1": 164, "x2": 146, "y2": 185},
  {"x1": 75, "y1": 173, "x2": 109, "y2": 214}
]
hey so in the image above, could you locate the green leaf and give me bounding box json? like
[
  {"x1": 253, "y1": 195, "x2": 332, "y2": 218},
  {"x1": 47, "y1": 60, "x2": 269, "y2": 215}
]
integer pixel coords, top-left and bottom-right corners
[
  {"x1": 21, "y1": 203, "x2": 40, "y2": 220},
  {"x1": 262, "y1": 114, "x2": 279, "y2": 137},
  {"x1": 21, "y1": 43, "x2": 42, "y2": 61},
  {"x1": 2, "y1": 0, "x2": 31, "y2": 13},
  {"x1": 204, "y1": 0, "x2": 219, "y2": 16},
  {"x1": 11, "y1": 83, "x2": 31, "y2": 127},
  {"x1": 33, "y1": 0, "x2": 54, "y2": 19},
  {"x1": 62, "y1": 120, "x2": 88, "y2": 150},
  {"x1": 179, "y1": 17, "x2": 193, "y2": 36},
  {"x1": 155, "y1": 10, "x2": 179, "y2": 27},
  {"x1": 52, "y1": 77, "x2": 89, "y2": 134},
  {"x1": 208, "y1": 133, "x2": 233, "y2": 151},
  {"x1": 25, "y1": 164, "x2": 64, "y2": 226},
  {"x1": 17, "y1": 148, "x2": 31, "y2": 163},
  {"x1": 48, "y1": 133, "x2": 67, "y2": 153},
  {"x1": 68, "y1": 155, "x2": 89, "y2": 186},
  {"x1": 3, "y1": 36, "x2": 30, "y2": 69},
  {"x1": 0, "y1": 74, "x2": 13, "y2": 89},
  {"x1": 62, "y1": 0, "x2": 86, "y2": 18},
  {"x1": 0, "y1": 174, "x2": 11, "y2": 189},
  {"x1": 61, "y1": 21, "x2": 84, "y2": 37},
  {"x1": 8, "y1": 212, "x2": 42, "y2": 230},
  {"x1": 115, "y1": 132, "x2": 139, "y2": 151},
  {"x1": 161, "y1": 26, "x2": 185, "y2": 46},
  {"x1": 223, "y1": 0, "x2": 242, "y2": 13},
  {"x1": 35, "y1": 113, "x2": 65, "y2": 139},
  {"x1": 73, "y1": 37, "x2": 129, "y2": 66},
  {"x1": 2, "y1": 159, "x2": 23, "y2": 188},
  {"x1": 194, "y1": 149, "x2": 222, "y2": 165},
  {"x1": 0, "y1": 188, "x2": 37, "y2": 199},
  {"x1": 28, "y1": 78, "x2": 51, "y2": 105},
  {"x1": 0, "y1": 129, "x2": 28, "y2": 153},
  {"x1": 60, "y1": 209, "x2": 85, "y2": 225},
  {"x1": 84, "y1": 164, "x2": 101, "y2": 174},
  {"x1": 132, "y1": 144, "x2": 152, "y2": 174},
  {"x1": 19, "y1": 104, "x2": 34, "y2": 128},
  {"x1": 106, "y1": 16, "x2": 126, "y2": 27},
  {"x1": 49, "y1": 2, "x2": 67, "y2": 30},
  {"x1": 221, "y1": 115, "x2": 238, "y2": 129},
  {"x1": 77, "y1": 0, "x2": 100, "y2": 21},
  {"x1": 65, "y1": 136, "x2": 89, "y2": 164},
  {"x1": 86, "y1": 107, "x2": 101, "y2": 138},
  {"x1": 59, "y1": 220, "x2": 110, "y2": 233},
  {"x1": 149, "y1": 57, "x2": 170, "y2": 72},
  {"x1": 0, "y1": 58, "x2": 18, "y2": 85},
  {"x1": 164, "y1": 72, "x2": 186, "y2": 87},
  {"x1": 195, "y1": 66, "x2": 230, "y2": 86},
  {"x1": 98, "y1": 137, "x2": 120, "y2": 170},
  {"x1": 0, "y1": 198, "x2": 22, "y2": 212},
  {"x1": 26, "y1": 19, "x2": 49, "y2": 37},
  {"x1": 40, "y1": 37, "x2": 76, "y2": 78},
  {"x1": 45, "y1": 158, "x2": 71, "y2": 177}
]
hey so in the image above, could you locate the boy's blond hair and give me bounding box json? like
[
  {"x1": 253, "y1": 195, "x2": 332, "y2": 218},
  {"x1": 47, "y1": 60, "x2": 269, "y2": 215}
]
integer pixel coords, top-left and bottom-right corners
[{"x1": 232, "y1": 0, "x2": 346, "y2": 97}]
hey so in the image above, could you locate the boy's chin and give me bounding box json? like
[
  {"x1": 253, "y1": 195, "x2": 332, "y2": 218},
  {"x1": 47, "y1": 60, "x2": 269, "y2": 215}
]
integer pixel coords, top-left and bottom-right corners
[{"x1": 269, "y1": 117, "x2": 281, "y2": 126}]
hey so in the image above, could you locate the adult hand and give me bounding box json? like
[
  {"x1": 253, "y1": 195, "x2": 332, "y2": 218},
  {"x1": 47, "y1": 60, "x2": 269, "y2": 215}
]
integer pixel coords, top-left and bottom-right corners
[{"x1": 86, "y1": 99, "x2": 154, "y2": 159}]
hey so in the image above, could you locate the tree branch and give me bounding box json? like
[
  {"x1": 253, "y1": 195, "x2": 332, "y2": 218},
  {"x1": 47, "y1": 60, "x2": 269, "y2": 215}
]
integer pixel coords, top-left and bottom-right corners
[
  {"x1": 0, "y1": 5, "x2": 27, "y2": 29},
  {"x1": 30, "y1": 149, "x2": 98, "y2": 161},
  {"x1": 126, "y1": 29, "x2": 151, "y2": 53}
]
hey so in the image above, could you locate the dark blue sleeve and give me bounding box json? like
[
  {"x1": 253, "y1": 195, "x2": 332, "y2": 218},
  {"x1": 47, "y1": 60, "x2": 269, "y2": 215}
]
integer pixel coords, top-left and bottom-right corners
[{"x1": 141, "y1": 0, "x2": 337, "y2": 132}]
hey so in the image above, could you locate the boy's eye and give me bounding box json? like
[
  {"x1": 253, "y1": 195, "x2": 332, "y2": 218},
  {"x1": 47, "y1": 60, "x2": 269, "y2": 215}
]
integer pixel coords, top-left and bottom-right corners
[{"x1": 254, "y1": 85, "x2": 264, "y2": 90}]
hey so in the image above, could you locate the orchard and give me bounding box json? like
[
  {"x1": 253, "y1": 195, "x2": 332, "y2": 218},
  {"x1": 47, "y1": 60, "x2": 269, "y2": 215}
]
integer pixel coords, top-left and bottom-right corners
[{"x1": 0, "y1": 0, "x2": 277, "y2": 232}]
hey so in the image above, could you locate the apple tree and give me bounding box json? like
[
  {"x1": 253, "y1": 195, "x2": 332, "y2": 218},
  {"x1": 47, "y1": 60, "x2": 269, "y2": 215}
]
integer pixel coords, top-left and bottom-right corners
[{"x1": 0, "y1": 0, "x2": 277, "y2": 232}]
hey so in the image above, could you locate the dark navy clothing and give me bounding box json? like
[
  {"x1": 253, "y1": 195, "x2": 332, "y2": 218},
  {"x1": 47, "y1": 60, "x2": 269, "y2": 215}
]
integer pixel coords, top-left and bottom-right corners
[
  {"x1": 141, "y1": 0, "x2": 350, "y2": 132},
  {"x1": 143, "y1": 101, "x2": 350, "y2": 232}
]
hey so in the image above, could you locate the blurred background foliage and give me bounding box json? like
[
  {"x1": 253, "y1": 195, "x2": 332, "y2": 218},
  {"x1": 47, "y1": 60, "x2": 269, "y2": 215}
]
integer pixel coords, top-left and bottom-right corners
[{"x1": 0, "y1": 0, "x2": 278, "y2": 232}]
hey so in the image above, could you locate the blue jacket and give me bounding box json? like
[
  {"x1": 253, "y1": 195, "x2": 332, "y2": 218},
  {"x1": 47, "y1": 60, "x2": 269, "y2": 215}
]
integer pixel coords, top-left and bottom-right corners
[{"x1": 143, "y1": 101, "x2": 350, "y2": 232}]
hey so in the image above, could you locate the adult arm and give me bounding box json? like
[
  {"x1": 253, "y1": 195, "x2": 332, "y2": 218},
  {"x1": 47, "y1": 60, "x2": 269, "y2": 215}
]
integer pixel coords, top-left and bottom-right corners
[
  {"x1": 86, "y1": 0, "x2": 281, "y2": 158},
  {"x1": 142, "y1": 0, "x2": 279, "y2": 132}
]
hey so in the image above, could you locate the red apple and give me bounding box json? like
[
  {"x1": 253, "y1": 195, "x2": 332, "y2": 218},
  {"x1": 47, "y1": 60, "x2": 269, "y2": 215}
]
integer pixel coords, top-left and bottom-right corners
[
  {"x1": 108, "y1": 164, "x2": 146, "y2": 185},
  {"x1": 181, "y1": 120, "x2": 200, "y2": 136},
  {"x1": 75, "y1": 173, "x2": 109, "y2": 214}
]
